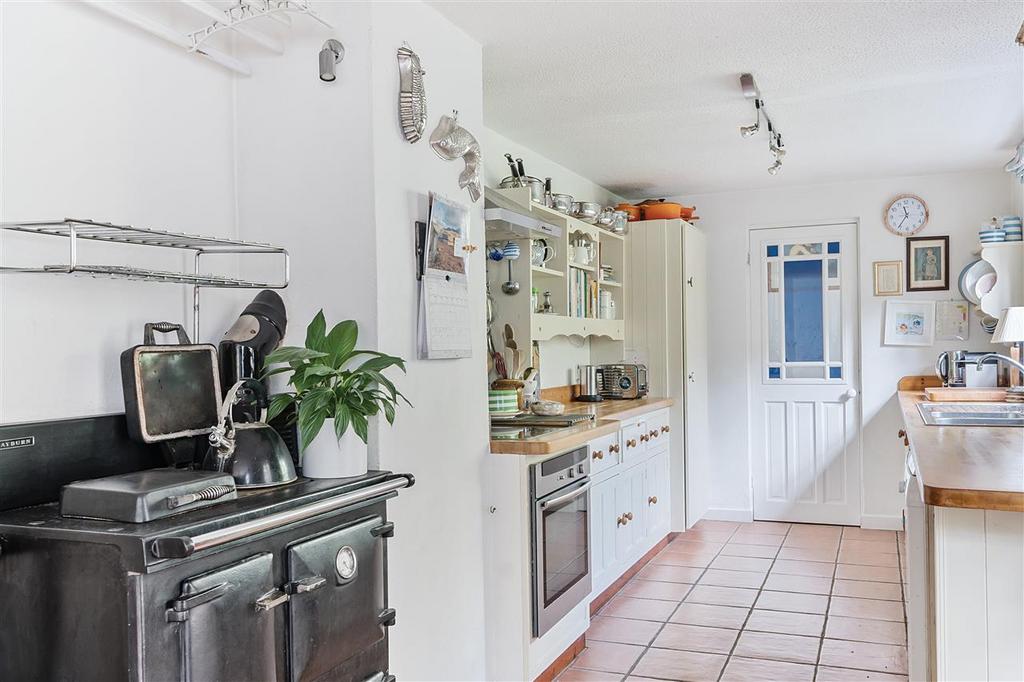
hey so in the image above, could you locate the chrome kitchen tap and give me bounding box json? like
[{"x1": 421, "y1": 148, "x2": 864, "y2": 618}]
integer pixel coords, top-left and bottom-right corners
[{"x1": 975, "y1": 353, "x2": 1024, "y2": 383}]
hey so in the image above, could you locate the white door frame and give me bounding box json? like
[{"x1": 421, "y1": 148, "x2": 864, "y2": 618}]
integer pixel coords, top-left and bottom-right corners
[{"x1": 745, "y1": 219, "x2": 864, "y2": 525}]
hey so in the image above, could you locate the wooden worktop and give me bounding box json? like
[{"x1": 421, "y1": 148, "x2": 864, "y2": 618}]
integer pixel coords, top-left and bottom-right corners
[
  {"x1": 898, "y1": 390, "x2": 1024, "y2": 512},
  {"x1": 490, "y1": 397, "x2": 674, "y2": 455}
]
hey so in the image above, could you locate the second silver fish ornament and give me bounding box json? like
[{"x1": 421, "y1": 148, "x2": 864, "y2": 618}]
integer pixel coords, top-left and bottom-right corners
[
  {"x1": 397, "y1": 43, "x2": 427, "y2": 143},
  {"x1": 429, "y1": 110, "x2": 482, "y2": 202}
]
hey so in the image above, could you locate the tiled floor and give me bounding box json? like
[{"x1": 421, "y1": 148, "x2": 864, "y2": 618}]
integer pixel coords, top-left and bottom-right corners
[{"x1": 560, "y1": 520, "x2": 908, "y2": 682}]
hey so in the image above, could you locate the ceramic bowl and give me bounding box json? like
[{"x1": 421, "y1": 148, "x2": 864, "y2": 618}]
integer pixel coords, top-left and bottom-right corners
[{"x1": 530, "y1": 400, "x2": 565, "y2": 416}]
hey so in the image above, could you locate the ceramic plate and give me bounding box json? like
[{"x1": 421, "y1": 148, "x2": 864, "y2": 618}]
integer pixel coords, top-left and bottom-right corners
[
  {"x1": 958, "y1": 259, "x2": 996, "y2": 305},
  {"x1": 974, "y1": 272, "x2": 997, "y2": 298}
]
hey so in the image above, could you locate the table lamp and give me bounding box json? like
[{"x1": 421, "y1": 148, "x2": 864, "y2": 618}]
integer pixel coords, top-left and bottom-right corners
[{"x1": 992, "y1": 306, "x2": 1024, "y2": 392}]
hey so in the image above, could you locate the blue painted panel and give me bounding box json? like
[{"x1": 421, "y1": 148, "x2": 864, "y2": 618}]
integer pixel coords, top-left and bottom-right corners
[
  {"x1": 768, "y1": 367, "x2": 781, "y2": 379},
  {"x1": 767, "y1": 244, "x2": 779, "y2": 257},
  {"x1": 784, "y1": 259, "x2": 824, "y2": 362},
  {"x1": 829, "y1": 366, "x2": 842, "y2": 379},
  {"x1": 828, "y1": 241, "x2": 840, "y2": 254}
]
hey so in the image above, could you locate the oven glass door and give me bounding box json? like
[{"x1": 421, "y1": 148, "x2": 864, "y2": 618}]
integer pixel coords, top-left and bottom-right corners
[{"x1": 539, "y1": 480, "x2": 590, "y2": 608}]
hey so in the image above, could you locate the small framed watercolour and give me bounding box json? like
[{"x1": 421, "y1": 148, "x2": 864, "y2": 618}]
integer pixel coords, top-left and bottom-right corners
[
  {"x1": 884, "y1": 299, "x2": 936, "y2": 346},
  {"x1": 906, "y1": 235, "x2": 949, "y2": 291},
  {"x1": 873, "y1": 260, "x2": 903, "y2": 296}
]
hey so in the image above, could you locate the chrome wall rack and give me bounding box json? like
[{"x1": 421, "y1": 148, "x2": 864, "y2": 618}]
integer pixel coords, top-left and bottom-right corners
[{"x1": 0, "y1": 218, "x2": 289, "y2": 338}]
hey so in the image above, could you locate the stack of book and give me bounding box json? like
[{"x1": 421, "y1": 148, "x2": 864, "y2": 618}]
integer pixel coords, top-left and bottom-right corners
[{"x1": 569, "y1": 268, "x2": 598, "y2": 318}]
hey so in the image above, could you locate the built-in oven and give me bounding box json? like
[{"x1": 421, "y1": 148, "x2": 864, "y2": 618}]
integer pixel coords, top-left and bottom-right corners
[{"x1": 530, "y1": 446, "x2": 591, "y2": 637}]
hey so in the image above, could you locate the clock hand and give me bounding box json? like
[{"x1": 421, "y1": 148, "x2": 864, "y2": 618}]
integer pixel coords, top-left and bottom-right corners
[{"x1": 897, "y1": 215, "x2": 907, "y2": 229}]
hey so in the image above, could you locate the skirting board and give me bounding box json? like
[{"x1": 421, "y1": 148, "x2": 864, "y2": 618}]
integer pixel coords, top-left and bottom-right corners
[
  {"x1": 860, "y1": 514, "x2": 905, "y2": 531},
  {"x1": 702, "y1": 507, "x2": 754, "y2": 523}
]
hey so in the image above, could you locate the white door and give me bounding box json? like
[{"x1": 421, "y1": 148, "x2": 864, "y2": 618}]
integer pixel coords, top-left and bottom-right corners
[
  {"x1": 748, "y1": 224, "x2": 861, "y2": 524},
  {"x1": 684, "y1": 224, "x2": 711, "y2": 527}
]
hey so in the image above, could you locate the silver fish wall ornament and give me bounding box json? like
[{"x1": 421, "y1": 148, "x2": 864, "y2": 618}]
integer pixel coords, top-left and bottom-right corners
[
  {"x1": 430, "y1": 110, "x2": 482, "y2": 203},
  {"x1": 397, "y1": 43, "x2": 427, "y2": 143}
]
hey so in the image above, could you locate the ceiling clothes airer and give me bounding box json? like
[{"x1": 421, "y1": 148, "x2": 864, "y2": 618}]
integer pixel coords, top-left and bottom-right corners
[
  {"x1": 429, "y1": 110, "x2": 482, "y2": 202},
  {"x1": 1005, "y1": 139, "x2": 1024, "y2": 184},
  {"x1": 397, "y1": 43, "x2": 428, "y2": 143},
  {"x1": 738, "y1": 72, "x2": 786, "y2": 175}
]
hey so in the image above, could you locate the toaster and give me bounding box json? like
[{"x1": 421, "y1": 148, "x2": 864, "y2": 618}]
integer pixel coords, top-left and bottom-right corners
[{"x1": 599, "y1": 364, "x2": 648, "y2": 399}]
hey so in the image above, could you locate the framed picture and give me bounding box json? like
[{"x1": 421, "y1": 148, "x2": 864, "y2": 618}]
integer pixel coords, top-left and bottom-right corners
[
  {"x1": 884, "y1": 299, "x2": 936, "y2": 346},
  {"x1": 906, "y1": 236, "x2": 949, "y2": 291},
  {"x1": 935, "y1": 300, "x2": 970, "y2": 341},
  {"x1": 872, "y1": 260, "x2": 903, "y2": 296}
]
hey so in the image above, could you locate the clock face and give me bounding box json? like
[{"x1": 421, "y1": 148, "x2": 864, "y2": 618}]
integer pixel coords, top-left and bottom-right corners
[{"x1": 885, "y1": 194, "x2": 928, "y2": 236}]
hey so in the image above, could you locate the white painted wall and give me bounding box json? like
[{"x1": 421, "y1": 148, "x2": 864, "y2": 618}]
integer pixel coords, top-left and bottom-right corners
[
  {"x1": 482, "y1": 127, "x2": 624, "y2": 388},
  {"x1": 676, "y1": 170, "x2": 1013, "y2": 526}
]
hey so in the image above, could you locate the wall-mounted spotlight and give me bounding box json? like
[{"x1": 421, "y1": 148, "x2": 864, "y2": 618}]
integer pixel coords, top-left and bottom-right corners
[
  {"x1": 738, "y1": 73, "x2": 787, "y2": 175},
  {"x1": 319, "y1": 39, "x2": 345, "y2": 82}
]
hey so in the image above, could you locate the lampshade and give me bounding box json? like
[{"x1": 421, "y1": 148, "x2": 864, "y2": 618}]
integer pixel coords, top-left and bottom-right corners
[{"x1": 992, "y1": 307, "x2": 1024, "y2": 343}]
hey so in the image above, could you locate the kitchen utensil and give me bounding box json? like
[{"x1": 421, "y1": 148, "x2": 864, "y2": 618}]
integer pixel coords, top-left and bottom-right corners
[
  {"x1": 550, "y1": 193, "x2": 574, "y2": 213},
  {"x1": 201, "y1": 379, "x2": 297, "y2": 488},
  {"x1": 530, "y1": 400, "x2": 564, "y2": 416},
  {"x1": 499, "y1": 175, "x2": 545, "y2": 203},
  {"x1": 595, "y1": 207, "x2": 616, "y2": 227},
  {"x1": 492, "y1": 349, "x2": 508, "y2": 379},
  {"x1": 488, "y1": 389, "x2": 519, "y2": 414},
  {"x1": 218, "y1": 290, "x2": 287, "y2": 423},
  {"x1": 577, "y1": 365, "x2": 604, "y2": 402},
  {"x1": 522, "y1": 367, "x2": 537, "y2": 382},
  {"x1": 572, "y1": 201, "x2": 601, "y2": 223},
  {"x1": 611, "y1": 211, "x2": 629, "y2": 234},
  {"x1": 504, "y1": 323, "x2": 517, "y2": 350},
  {"x1": 544, "y1": 177, "x2": 553, "y2": 207},
  {"x1": 679, "y1": 205, "x2": 696, "y2": 220},
  {"x1": 501, "y1": 241, "x2": 521, "y2": 295},
  {"x1": 571, "y1": 237, "x2": 596, "y2": 266},
  {"x1": 60, "y1": 468, "x2": 237, "y2": 523},
  {"x1": 531, "y1": 239, "x2": 555, "y2": 266},
  {"x1": 641, "y1": 199, "x2": 684, "y2": 220},
  {"x1": 120, "y1": 322, "x2": 221, "y2": 445},
  {"x1": 958, "y1": 259, "x2": 996, "y2": 305},
  {"x1": 616, "y1": 203, "x2": 642, "y2": 221},
  {"x1": 516, "y1": 158, "x2": 527, "y2": 181},
  {"x1": 504, "y1": 153, "x2": 519, "y2": 184}
]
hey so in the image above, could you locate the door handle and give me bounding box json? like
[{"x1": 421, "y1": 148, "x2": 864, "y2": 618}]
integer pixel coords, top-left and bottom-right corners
[
  {"x1": 687, "y1": 277, "x2": 694, "y2": 287},
  {"x1": 254, "y1": 588, "x2": 289, "y2": 612},
  {"x1": 841, "y1": 388, "x2": 858, "y2": 401},
  {"x1": 290, "y1": 575, "x2": 327, "y2": 594},
  {"x1": 688, "y1": 371, "x2": 695, "y2": 383}
]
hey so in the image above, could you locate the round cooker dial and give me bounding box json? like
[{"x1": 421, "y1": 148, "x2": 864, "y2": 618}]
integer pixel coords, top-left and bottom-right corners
[{"x1": 335, "y1": 546, "x2": 357, "y2": 581}]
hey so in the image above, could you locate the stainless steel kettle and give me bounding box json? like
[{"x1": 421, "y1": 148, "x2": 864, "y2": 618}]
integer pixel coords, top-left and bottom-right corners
[{"x1": 202, "y1": 380, "x2": 297, "y2": 488}]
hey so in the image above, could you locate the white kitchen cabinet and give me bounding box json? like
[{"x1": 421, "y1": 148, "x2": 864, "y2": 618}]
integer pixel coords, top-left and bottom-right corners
[
  {"x1": 644, "y1": 447, "x2": 671, "y2": 542},
  {"x1": 620, "y1": 218, "x2": 709, "y2": 529},
  {"x1": 588, "y1": 475, "x2": 619, "y2": 595},
  {"x1": 588, "y1": 430, "x2": 620, "y2": 479},
  {"x1": 614, "y1": 463, "x2": 645, "y2": 562}
]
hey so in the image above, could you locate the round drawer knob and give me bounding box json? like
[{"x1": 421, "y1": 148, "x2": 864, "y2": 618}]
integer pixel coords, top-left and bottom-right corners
[
  {"x1": 648, "y1": 496, "x2": 658, "y2": 505},
  {"x1": 593, "y1": 450, "x2": 604, "y2": 460}
]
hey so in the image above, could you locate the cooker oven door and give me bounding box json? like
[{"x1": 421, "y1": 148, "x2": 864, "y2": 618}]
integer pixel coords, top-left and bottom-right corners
[
  {"x1": 287, "y1": 514, "x2": 391, "y2": 682},
  {"x1": 533, "y1": 478, "x2": 591, "y2": 637},
  {"x1": 168, "y1": 552, "x2": 282, "y2": 682}
]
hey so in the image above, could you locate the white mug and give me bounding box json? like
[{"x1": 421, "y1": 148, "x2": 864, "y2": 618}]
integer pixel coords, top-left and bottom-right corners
[{"x1": 573, "y1": 243, "x2": 594, "y2": 265}]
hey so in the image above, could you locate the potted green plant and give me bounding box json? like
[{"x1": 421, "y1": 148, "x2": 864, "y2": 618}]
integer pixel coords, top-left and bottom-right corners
[{"x1": 264, "y1": 311, "x2": 410, "y2": 478}]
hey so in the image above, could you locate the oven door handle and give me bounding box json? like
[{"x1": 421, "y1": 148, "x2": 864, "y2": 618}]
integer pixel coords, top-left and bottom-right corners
[
  {"x1": 149, "y1": 473, "x2": 415, "y2": 560},
  {"x1": 540, "y1": 481, "x2": 590, "y2": 510}
]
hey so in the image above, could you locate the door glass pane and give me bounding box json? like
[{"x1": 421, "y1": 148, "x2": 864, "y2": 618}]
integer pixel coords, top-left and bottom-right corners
[
  {"x1": 829, "y1": 366, "x2": 842, "y2": 379},
  {"x1": 784, "y1": 260, "x2": 824, "y2": 362},
  {"x1": 542, "y1": 493, "x2": 588, "y2": 606},
  {"x1": 827, "y1": 287, "x2": 842, "y2": 362},
  {"x1": 827, "y1": 258, "x2": 838, "y2": 279},
  {"x1": 787, "y1": 365, "x2": 826, "y2": 379},
  {"x1": 784, "y1": 243, "x2": 822, "y2": 256},
  {"x1": 767, "y1": 262, "x2": 782, "y2": 362}
]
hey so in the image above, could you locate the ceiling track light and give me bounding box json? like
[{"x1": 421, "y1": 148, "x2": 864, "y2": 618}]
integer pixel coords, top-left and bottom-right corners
[{"x1": 738, "y1": 73, "x2": 786, "y2": 175}]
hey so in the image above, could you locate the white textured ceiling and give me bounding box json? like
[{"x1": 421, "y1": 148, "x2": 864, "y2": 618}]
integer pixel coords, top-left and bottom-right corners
[{"x1": 430, "y1": 1, "x2": 1023, "y2": 197}]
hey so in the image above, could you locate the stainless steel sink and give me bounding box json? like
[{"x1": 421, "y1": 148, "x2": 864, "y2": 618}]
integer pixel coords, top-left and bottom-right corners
[{"x1": 917, "y1": 402, "x2": 1024, "y2": 427}]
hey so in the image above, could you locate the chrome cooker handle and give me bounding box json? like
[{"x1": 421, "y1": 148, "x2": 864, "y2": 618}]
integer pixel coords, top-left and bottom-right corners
[
  {"x1": 149, "y1": 473, "x2": 415, "y2": 559},
  {"x1": 540, "y1": 482, "x2": 590, "y2": 510}
]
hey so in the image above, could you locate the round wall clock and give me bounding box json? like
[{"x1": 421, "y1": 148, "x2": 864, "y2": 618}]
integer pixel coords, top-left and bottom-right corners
[{"x1": 884, "y1": 194, "x2": 929, "y2": 236}]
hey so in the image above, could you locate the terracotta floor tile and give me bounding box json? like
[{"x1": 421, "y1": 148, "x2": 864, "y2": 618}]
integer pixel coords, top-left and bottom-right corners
[
  {"x1": 710, "y1": 555, "x2": 774, "y2": 572},
  {"x1": 652, "y1": 622, "x2": 739, "y2": 655},
  {"x1": 631, "y1": 647, "x2": 727, "y2": 681},
  {"x1": 778, "y1": 547, "x2": 838, "y2": 563},
  {"x1": 815, "y1": 665, "x2": 908, "y2": 681},
  {"x1": 720, "y1": 656, "x2": 815, "y2": 682},
  {"x1": 783, "y1": 535, "x2": 842, "y2": 550},
  {"x1": 694, "y1": 519, "x2": 741, "y2": 533},
  {"x1": 788, "y1": 524, "x2": 843, "y2": 538},
  {"x1": 834, "y1": 564, "x2": 901, "y2": 584},
  {"x1": 825, "y1": 615, "x2": 907, "y2": 645},
  {"x1": 754, "y1": 590, "x2": 829, "y2": 614},
  {"x1": 602, "y1": 595, "x2": 678, "y2": 622},
  {"x1": 675, "y1": 530, "x2": 734, "y2": 543},
  {"x1": 719, "y1": 543, "x2": 779, "y2": 559},
  {"x1": 588, "y1": 615, "x2": 663, "y2": 646},
  {"x1": 684, "y1": 585, "x2": 759, "y2": 608},
  {"x1": 748, "y1": 520, "x2": 792, "y2": 535},
  {"x1": 745, "y1": 608, "x2": 825, "y2": 637},
  {"x1": 828, "y1": 596, "x2": 905, "y2": 622},
  {"x1": 653, "y1": 552, "x2": 714, "y2": 568},
  {"x1": 729, "y1": 532, "x2": 784, "y2": 547},
  {"x1": 819, "y1": 639, "x2": 908, "y2": 675},
  {"x1": 619, "y1": 579, "x2": 693, "y2": 601},
  {"x1": 670, "y1": 602, "x2": 750, "y2": 629},
  {"x1": 842, "y1": 528, "x2": 897, "y2": 542},
  {"x1": 573, "y1": 641, "x2": 645, "y2": 674},
  {"x1": 638, "y1": 564, "x2": 705, "y2": 584},
  {"x1": 837, "y1": 551, "x2": 900, "y2": 568},
  {"x1": 832, "y1": 579, "x2": 903, "y2": 601},
  {"x1": 840, "y1": 539, "x2": 898, "y2": 555},
  {"x1": 771, "y1": 559, "x2": 836, "y2": 578},
  {"x1": 559, "y1": 667, "x2": 624, "y2": 682},
  {"x1": 763, "y1": 573, "x2": 832, "y2": 594},
  {"x1": 697, "y1": 568, "x2": 766, "y2": 589},
  {"x1": 732, "y1": 630, "x2": 821, "y2": 664},
  {"x1": 670, "y1": 539, "x2": 726, "y2": 554}
]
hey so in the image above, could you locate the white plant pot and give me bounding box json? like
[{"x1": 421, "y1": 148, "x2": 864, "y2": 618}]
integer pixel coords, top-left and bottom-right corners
[{"x1": 301, "y1": 418, "x2": 368, "y2": 478}]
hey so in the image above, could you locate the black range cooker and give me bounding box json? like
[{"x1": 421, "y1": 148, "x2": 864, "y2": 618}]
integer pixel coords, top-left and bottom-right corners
[{"x1": 0, "y1": 414, "x2": 413, "y2": 682}]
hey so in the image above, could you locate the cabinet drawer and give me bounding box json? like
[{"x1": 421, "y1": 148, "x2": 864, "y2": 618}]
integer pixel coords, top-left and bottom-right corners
[
  {"x1": 646, "y1": 409, "x2": 671, "y2": 446},
  {"x1": 620, "y1": 422, "x2": 648, "y2": 465},
  {"x1": 588, "y1": 432, "x2": 620, "y2": 477}
]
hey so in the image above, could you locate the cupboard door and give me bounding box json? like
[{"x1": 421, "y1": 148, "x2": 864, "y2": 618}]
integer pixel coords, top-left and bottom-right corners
[
  {"x1": 645, "y1": 448, "x2": 671, "y2": 542},
  {"x1": 614, "y1": 465, "x2": 644, "y2": 563},
  {"x1": 683, "y1": 223, "x2": 710, "y2": 528},
  {"x1": 588, "y1": 477, "x2": 618, "y2": 594}
]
